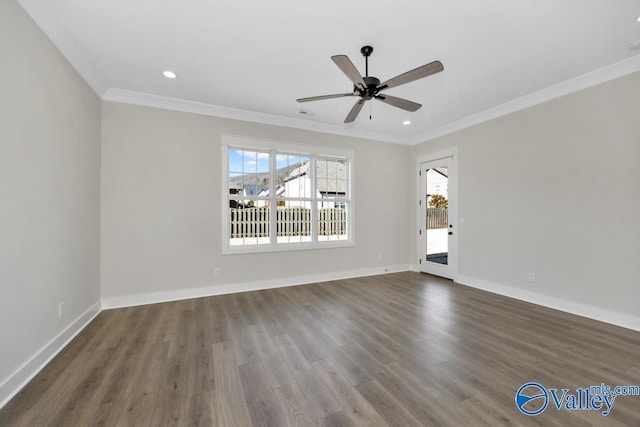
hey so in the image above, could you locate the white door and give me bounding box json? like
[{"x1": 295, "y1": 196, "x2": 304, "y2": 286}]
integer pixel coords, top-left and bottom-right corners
[{"x1": 418, "y1": 155, "x2": 457, "y2": 279}]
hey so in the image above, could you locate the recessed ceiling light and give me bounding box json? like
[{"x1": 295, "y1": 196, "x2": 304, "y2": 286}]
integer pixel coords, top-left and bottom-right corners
[
  {"x1": 637, "y1": 16, "x2": 640, "y2": 22},
  {"x1": 403, "y1": 120, "x2": 411, "y2": 125},
  {"x1": 162, "y1": 70, "x2": 177, "y2": 79}
]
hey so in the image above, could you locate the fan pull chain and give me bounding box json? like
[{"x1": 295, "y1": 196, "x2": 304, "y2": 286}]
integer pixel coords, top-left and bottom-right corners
[{"x1": 369, "y1": 100, "x2": 372, "y2": 120}]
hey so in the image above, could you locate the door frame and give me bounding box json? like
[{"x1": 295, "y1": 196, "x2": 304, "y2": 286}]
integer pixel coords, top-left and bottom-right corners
[{"x1": 416, "y1": 148, "x2": 458, "y2": 280}]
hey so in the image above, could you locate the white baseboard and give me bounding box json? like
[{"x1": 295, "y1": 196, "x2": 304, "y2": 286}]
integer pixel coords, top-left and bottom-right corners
[
  {"x1": 101, "y1": 264, "x2": 412, "y2": 309},
  {"x1": 0, "y1": 301, "x2": 102, "y2": 409},
  {"x1": 4, "y1": 269, "x2": 635, "y2": 412},
  {"x1": 456, "y1": 275, "x2": 640, "y2": 332}
]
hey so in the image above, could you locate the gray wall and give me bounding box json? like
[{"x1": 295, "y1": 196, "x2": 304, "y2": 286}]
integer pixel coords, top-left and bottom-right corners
[
  {"x1": 100, "y1": 102, "x2": 411, "y2": 304},
  {"x1": 412, "y1": 72, "x2": 640, "y2": 326},
  {"x1": 2, "y1": 0, "x2": 638, "y2": 399},
  {"x1": 0, "y1": 0, "x2": 101, "y2": 390}
]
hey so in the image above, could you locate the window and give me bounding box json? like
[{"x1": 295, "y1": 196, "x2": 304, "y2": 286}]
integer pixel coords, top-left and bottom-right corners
[{"x1": 222, "y1": 136, "x2": 353, "y2": 253}]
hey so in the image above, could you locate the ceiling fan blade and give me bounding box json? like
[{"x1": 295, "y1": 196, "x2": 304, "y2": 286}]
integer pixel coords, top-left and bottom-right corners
[
  {"x1": 344, "y1": 99, "x2": 365, "y2": 123},
  {"x1": 375, "y1": 94, "x2": 421, "y2": 112},
  {"x1": 331, "y1": 55, "x2": 367, "y2": 90},
  {"x1": 297, "y1": 93, "x2": 355, "y2": 103},
  {"x1": 378, "y1": 60, "x2": 444, "y2": 91}
]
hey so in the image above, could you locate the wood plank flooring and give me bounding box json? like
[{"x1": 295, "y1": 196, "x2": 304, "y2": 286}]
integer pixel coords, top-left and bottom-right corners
[{"x1": 1, "y1": 272, "x2": 639, "y2": 426}]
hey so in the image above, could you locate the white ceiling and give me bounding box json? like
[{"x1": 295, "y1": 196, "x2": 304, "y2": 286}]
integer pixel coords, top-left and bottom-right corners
[{"x1": 19, "y1": 0, "x2": 640, "y2": 144}]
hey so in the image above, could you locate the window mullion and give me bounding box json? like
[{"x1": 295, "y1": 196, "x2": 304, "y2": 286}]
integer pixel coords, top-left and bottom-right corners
[
  {"x1": 269, "y1": 150, "x2": 277, "y2": 246},
  {"x1": 310, "y1": 155, "x2": 318, "y2": 243},
  {"x1": 224, "y1": 140, "x2": 353, "y2": 253}
]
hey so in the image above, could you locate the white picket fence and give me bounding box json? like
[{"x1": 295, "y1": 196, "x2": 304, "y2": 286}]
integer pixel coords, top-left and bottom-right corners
[
  {"x1": 427, "y1": 207, "x2": 448, "y2": 229},
  {"x1": 229, "y1": 207, "x2": 346, "y2": 238}
]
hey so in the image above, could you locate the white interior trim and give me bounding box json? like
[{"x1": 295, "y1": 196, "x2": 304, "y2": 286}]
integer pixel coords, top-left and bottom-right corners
[
  {"x1": 102, "y1": 88, "x2": 406, "y2": 144},
  {"x1": 408, "y1": 55, "x2": 640, "y2": 145},
  {"x1": 220, "y1": 135, "x2": 355, "y2": 255},
  {"x1": 416, "y1": 148, "x2": 459, "y2": 164},
  {"x1": 0, "y1": 301, "x2": 102, "y2": 409},
  {"x1": 102, "y1": 57, "x2": 640, "y2": 148},
  {"x1": 18, "y1": 0, "x2": 108, "y2": 95},
  {"x1": 416, "y1": 148, "x2": 459, "y2": 281},
  {"x1": 221, "y1": 134, "x2": 356, "y2": 158},
  {"x1": 102, "y1": 265, "x2": 411, "y2": 309},
  {"x1": 456, "y1": 275, "x2": 640, "y2": 332},
  {"x1": 3, "y1": 269, "x2": 638, "y2": 411}
]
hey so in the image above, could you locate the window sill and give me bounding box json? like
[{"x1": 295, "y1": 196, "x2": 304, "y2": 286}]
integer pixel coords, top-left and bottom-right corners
[{"x1": 221, "y1": 240, "x2": 354, "y2": 255}]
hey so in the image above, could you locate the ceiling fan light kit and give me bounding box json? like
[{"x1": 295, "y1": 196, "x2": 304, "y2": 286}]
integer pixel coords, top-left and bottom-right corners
[{"x1": 297, "y1": 45, "x2": 443, "y2": 123}]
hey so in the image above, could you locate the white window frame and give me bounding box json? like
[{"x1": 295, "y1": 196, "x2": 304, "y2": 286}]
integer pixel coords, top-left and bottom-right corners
[{"x1": 221, "y1": 135, "x2": 354, "y2": 254}]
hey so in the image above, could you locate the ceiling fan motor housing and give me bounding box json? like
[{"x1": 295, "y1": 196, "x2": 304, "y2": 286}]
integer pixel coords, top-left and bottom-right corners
[
  {"x1": 296, "y1": 44, "x2": 443, "y2": 123},
  {"x1": 355, "y1": 76, "x2": 381, "y2": 99}
]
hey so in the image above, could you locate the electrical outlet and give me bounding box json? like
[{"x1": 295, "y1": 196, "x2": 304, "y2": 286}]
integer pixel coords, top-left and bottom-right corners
[
  {"x1": 214, "y1": 267, "x2": 221, "y2": 277},
  {"x1": 528, "y1": 272, "x2": 536, "y2": 283},
  {"x1": 58, "y1": 302, "x2": 64, "y2": 318}
]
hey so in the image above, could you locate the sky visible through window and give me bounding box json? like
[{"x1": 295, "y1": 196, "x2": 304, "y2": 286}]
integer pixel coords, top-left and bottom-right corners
[
  {"x1": 224, "y1": 142, "x2": 352, "y2": 251},
  {"x1": 229, "y1": 149, "x2": 306, "y2": 177}
]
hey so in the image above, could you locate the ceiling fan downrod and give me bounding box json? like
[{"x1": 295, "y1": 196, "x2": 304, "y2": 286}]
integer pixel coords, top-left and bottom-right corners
[
  {"x1": 361, "y1": 45, "x2": 373, "y2": 77},
  {"x1": 295, "y1": 44, "x2": 443, "y2": 123},
  {"x1": 360, "y1": 46, "x2": 374, "y2": 120}
]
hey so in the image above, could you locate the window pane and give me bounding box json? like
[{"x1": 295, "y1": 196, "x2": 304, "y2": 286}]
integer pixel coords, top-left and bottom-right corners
[
  {"x1": 229, "y1": 201, "x2": 270, "y2": 246},
  {"x1": 277, "y1": 154, "x2": 311, "y2": 199},
  {"x1": 317, "y1": 201, "x2": 349, "y2": 241},
  {"x1": 426, "y1": 167, "x2": 449, "y2": 265},
  {"x1": 276, "y1": 201, "x2": 312, "y2": 244},
  {"x1": 225, "y1": 142, "x2": 352, "y2": 252},
  {"x1": 316, "y1": 158, "x2": 347, "y2": 199},
  {"x1": 228, "y1": 149, "x2": 270, "y2": 199}
]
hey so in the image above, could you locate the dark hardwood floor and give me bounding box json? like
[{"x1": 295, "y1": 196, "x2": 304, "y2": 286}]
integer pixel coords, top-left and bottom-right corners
[{"x1": 1, "y1": 272, "x2": 639, "y2": 426}]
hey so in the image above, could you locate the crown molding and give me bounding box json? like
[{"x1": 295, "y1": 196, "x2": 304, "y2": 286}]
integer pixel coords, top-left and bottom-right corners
[
  {"x1": 102, "y1": 88, "x2": 408, "y2": 145},
  {"x1": 408, "y1": 54, "x2": 640, "y2": 145},
  {"x1": 18, "y1": 0, "x2": 640, "y2": 145},
  {"x1": 18, "y1": 0, "x2": 108, "y2": 95},
  {"x1": 104, "y1": 54, "x2": 640, "y2": 148}
]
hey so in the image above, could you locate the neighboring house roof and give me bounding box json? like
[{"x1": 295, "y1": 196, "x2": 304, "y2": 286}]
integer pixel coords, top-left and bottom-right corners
[
  {"x1": 432, "y1": 167, "x2": 448, "y2": 178},
  {"x1": 243, "y1": 184, "x2": 269, "y2": 197},
  {"x1": 426, "y1": 168, "x2": 448, "y2": 197},
  {"x1": 257, "y1": 186, "x2": 285, "y2": 197},
  {"x1": 285, "y1": 161, "x2": 346, "y2": 194}
]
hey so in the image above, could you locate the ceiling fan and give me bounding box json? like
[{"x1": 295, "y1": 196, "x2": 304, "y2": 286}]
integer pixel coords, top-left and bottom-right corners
[{"x1": 297, "y1": 46, "x2": 444, "y2": 123}]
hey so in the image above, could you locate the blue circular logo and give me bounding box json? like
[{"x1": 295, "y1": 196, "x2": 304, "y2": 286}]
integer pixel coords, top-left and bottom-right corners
[{"x1": 515, "y1": 382, "x2": 548, "y2": 416}]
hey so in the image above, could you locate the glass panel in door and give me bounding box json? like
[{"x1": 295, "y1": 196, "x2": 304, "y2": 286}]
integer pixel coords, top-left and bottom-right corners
[{"x1": 425, "y1": 166, "x2": 449, "y2": 265}]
